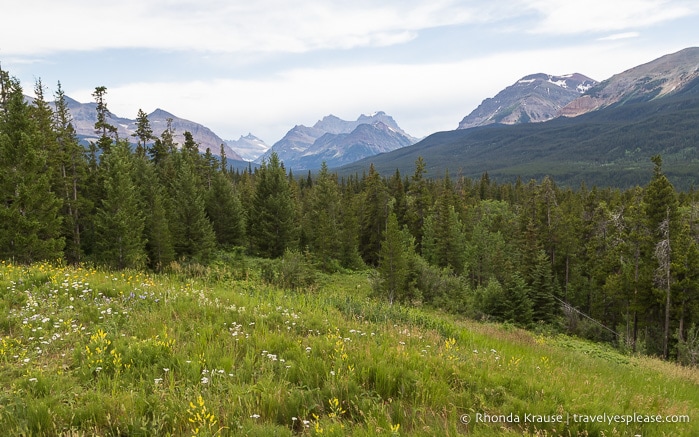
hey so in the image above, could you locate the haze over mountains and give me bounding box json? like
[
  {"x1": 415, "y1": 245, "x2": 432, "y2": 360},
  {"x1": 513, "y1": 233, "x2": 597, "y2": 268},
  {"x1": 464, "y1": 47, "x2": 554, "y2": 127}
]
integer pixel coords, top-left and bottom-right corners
[
  {"x1": 256, "y1": 112, "x2": 419, "y2": 170},
  {"x1": 339, "y1": 47, "x2": 699, "y2": 189},
  {"x1": 37, "y1": 46, "x2": 699, "y2": 184},
  {"x1": 61, "y1": 96, "x2": 245, "y2": 161}
]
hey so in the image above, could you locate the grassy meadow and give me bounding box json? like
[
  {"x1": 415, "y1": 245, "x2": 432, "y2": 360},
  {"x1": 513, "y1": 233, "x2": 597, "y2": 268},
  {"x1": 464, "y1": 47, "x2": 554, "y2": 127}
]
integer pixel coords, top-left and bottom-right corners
[{"x1": 0, "y1": 258, "x2": 697, "y2": 436}]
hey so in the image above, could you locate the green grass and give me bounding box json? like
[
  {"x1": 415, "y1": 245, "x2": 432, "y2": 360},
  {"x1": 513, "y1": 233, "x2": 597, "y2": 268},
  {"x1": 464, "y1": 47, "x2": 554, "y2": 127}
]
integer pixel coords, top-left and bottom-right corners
[{"x1": 0, "y1": 260, "x2": 697, "y2": 436}]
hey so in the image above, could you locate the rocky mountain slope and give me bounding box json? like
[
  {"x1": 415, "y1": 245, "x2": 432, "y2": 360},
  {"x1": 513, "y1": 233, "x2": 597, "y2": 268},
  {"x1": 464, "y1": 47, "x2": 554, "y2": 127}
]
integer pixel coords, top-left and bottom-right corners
[
  {"x1": 458, "y1": 73, "x2": 596, "y2": 129},
  {"x1": 257, "y1": 111, "x2": 417, "y2": 170},
  {"x1": 224, "y1": 134, "x2": 270, "y2": 161},
  {"x1": 62, "y1": 97, "x2": 244, "y2": 160},
  {"x1": 560, "y1": 47, "x2": 699, "y2": 117}
]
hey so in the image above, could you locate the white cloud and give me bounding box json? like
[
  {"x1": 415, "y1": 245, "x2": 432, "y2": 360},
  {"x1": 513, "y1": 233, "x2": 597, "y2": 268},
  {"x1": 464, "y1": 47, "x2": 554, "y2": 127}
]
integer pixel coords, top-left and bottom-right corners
[
  {"x1": 598, "y1": 32, "x2": 641, "y2": 41},
  {"x1": 2, "y1": 0, "x2": 479, "y2": 55},
  {"x1": 519, "y1": 0, "x2": 697, "y2": 35}
]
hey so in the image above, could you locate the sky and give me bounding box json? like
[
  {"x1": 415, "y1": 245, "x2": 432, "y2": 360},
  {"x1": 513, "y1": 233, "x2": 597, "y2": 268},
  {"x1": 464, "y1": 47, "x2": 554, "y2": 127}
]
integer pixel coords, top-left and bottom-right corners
[{"x1": 3, "y1": 0, "x2": 699, "y2": 145}]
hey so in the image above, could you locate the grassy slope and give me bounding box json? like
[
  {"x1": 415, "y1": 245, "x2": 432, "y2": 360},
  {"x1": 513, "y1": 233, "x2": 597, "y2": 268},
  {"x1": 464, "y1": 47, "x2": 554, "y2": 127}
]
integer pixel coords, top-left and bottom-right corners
[{"x1": 0, "y1": 260, "x2": 697, "y2": 436}]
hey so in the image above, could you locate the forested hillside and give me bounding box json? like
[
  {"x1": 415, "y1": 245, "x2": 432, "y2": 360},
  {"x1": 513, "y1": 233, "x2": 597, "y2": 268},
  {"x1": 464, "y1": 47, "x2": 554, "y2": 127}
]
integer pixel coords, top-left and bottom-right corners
[{"x1": 2, "y1": 68, "x2": 699, "y2": 365}]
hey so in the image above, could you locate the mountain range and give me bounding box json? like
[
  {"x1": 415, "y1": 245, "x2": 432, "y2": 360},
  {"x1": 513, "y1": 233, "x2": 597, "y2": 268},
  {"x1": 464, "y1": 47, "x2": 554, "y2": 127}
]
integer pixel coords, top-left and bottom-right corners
[
  {"x1": 338, "y1": 47, "x2": 699, "y2": 189},
  {"x1": 256, "y1": 112, "x2": 418, "y2": 170},
  {"x1": 60, "y1": 97, "x2": 245, "y2": 161}
]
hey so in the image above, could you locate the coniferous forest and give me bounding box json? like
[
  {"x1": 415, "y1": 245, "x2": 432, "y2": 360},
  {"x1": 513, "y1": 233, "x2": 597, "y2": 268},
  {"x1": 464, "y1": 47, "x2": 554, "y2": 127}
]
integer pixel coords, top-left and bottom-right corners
[{"x1": 2, "y1": 69, "x2": 699, "y2": 367}]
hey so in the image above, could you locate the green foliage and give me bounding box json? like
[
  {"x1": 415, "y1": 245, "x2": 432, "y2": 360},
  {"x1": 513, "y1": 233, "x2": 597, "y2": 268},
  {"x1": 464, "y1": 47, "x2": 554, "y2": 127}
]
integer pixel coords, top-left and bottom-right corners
[
  {"x1": 93, "y1": 141, "x2": 147, "y2": 269},
  {"x1": 0, "y1": 73, "x2": 64, "y2": 262},
  {"x1": 249, "y1": 152, "x2": 297, "y2": 258}
]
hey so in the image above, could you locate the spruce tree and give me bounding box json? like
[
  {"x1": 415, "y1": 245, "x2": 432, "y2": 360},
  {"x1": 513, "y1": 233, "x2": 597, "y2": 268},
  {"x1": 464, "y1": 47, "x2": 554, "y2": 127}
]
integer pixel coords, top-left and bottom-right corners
[
  {"x1": 168, "y1": 153, "x2": 217, "y2": 261},
  {"x1": 378, "y1": 212, "x2": 410, "y2": 304},
  {"x1": 93, "y1": 141, "x2": 146, "y2": 269},
  {"x1": 53, "y1": 82, "x2": 90, "y2": 263},
  {"x1": 132, "y1": 157, "x2": 175, "y2": 270},
  {"x1": 0, "y1": 72, "x2": 64, "y2": 262},
  {"x1": 205, "y1": 171, "x2": 245, "y2": 248},
  {"x1": 358, "y1": 164, "x2": 389, "y2": 265},
  {"x1": 132, "y1": 108, "x2": 154, "y2": 158},
  {"x1": 249, "y1": 152, "x2": 296, "y2": 258},
  {"x1": 305, "y1": 162, "x2": 342, "y2": 270}
]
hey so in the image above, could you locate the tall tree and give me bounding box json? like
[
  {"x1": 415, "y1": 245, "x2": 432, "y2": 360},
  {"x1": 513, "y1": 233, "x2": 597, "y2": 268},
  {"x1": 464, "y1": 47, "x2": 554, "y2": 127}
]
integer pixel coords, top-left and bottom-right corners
[
  {"x1": 249, "y1": 152, "x2": 297, "y2": 258},
  {"x1": 377, "y1": 212, "x2": 413, "y2": 304},
  {"x1": 92, "y1": 86, "x2": 117, "y2": 154},
  {"x1": 168, "y1": 153, "x2": 217, "y2": 261},
  {"x1": 644, "y1": 155, "x2": 679, "y2": 358},
  {"x1": 205, "y1": 171, "x2": 245, "y2": 248},
  {"x1": 53, "y1": 82, "x2": 89, "y2": 263},
  {"x1": 358, "y1": 164, "x2": 389, "y2": 265},
  {"x1": 93, "y1": 141, "x2": 146, "y2": 269},
  {"x1": 304, "y1": 162, "x2": 342, "y2": 270},
  {"x1": 0, "y1": 72, "x2": 64, "y2": 262},
  {"x1": 132, "y1": 108, "x2": 154, "y2": 158}
]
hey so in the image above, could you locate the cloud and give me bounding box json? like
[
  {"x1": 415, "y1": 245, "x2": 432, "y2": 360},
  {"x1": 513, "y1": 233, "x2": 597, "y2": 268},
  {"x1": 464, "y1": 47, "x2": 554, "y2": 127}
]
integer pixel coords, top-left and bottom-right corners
[
  {"x1": 64, "y1": 41, "x2": 676, "y2": 143},
  {"x1": 519, "y1": 0, "x2": 698, "y2": 35},
  {"x1": 598, "y1": 32, "x2": 641, "y2": 41},
  {"x1": 2, "y1": 0, "x2": 480, "y2": 55}
]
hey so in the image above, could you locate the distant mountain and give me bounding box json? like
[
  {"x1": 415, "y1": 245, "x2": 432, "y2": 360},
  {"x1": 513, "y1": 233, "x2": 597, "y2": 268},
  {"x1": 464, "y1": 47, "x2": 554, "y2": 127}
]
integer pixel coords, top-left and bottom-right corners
[
  {"x1": 257, "y1": 112, "x2": 417, "y2": 170},
  {"x1": 339, "y1": 48, "x2": 699, "y2": 190},
  {"x1": 225, "y1": 134, "x2": 270, "y2": 161},
  {"x1": 458, "y1": 73, "x2": 597, "y2": 129},
  {"x1": 560, "y1": 47, "x2": 699, "y2": 117},
  {"x1": 60, "y1": 97, "x2": 244, "y2": 160}
]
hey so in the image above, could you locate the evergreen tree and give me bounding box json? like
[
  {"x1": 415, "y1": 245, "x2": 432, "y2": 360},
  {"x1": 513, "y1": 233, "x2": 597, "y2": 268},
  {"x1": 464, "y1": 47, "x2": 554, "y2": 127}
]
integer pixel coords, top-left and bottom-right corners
[
  {"x1": 0, "y1": 72, "x2": 64, "y2": 262},
  {"x1": 132, "y1": 157, "x2": 175, "y2": 270},
  {"x1": 205, "y1": 171, "x2": 245, "y2": 248},
  {"x1": 93, "y1": 141, "x2": 146, "y2": 269},
  {"x1": 132, "y1": 108, "x2": 154, "y2": 158},
  {"x1": 168, "y1": 153, "x2": 217, "y2": 261},
  {"x1": 422, "y1": 175, "x2": 465, "y2": 273},
  {"x1": 249, "y1": 153, "x2": 297, "y2": 258},
  {"x1": 377, "y1": 212, "x2": 412, "y2": 304},
  {"x1": 358, "y1": 164, "x2": 389, "y2": 265},
  {"x1": 406, "y1": 157, "x2": 432, "y2": 252},
  {"x1": 528, "y1": 250, "x2": 559, "y2": 324},
  {"x1": 53, "y1": 82, "x2": 90, "y2": 263},
  {"x1": 92, "y1": 86, "x2": 117, "y2": 154},
  {"x1": 304, "y1": 162, "x2": 342, "y2": 270},
  {"x1": 644, "y1": 155, "x2": 679, "y2": 357}
]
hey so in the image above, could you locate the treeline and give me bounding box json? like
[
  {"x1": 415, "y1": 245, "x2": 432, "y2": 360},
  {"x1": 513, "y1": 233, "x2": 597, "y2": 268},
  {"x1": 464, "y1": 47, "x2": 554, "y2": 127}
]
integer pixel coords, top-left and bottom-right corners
[{"x1": 1, "y1": 71, "x2": 698, "y2": 363}]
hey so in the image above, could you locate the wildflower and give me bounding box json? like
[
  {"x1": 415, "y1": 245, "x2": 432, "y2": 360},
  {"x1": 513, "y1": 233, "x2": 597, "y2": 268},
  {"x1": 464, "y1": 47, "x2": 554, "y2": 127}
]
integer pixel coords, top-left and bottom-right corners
[
  {"x1": 250, "y1": 414, "x2": 260, "y2": 419},
  {"x1": 29, "y1": 377, "x2": 38, "y2": 382},
  {"x1": 201, "y1": 376, "x2": 209, "y2": 384}
]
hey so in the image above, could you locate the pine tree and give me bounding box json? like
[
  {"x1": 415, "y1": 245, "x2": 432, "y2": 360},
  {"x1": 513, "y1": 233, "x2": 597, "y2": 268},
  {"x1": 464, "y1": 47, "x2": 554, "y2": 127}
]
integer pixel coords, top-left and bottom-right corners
[
  {"x1": 406, "y1": 157, "x2": 432, "y2": 252},
  {"x1": 53, "y1": 82, "x2": 90, "y2": 263},
  {"x1": 205, "y1": 171, "x2": 245, "y2": 248},
  {"x1": 358, "y1": 164, "x2": 389, "y2": 265},
  {"x1": 644, "y1": 155, "x2": 679, "y2": 358},
  {"x1": 93, "y1": 141, "x2": 146, "y2": 269},
  {"x1": 0, "y1": 72, "x2": 64, "y2": 262},
  {"x1": 168, "y1": 153, "x2": 217, "y2": 261},
  {"x1": 132, "y1": 157, "x2": 175, "y2": 270},
  {"x1": 305, "y1": 162, "x2": 342, "y2": 270},
  {"x1": 132, "y1": 109, "x2": 154, "y2": 158},
  {"x1": 377, "y1": 212, "x2": 411, "y2": 304},
  {"x1": 528, "y1": 250, "x2": 559, "y2": 324},
  {"x1": 249, "y1": 152, "x2": 297, "y2": 258},
  {"x1": 92, "y1": 86, "x2": 117, "y2": 154}
]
